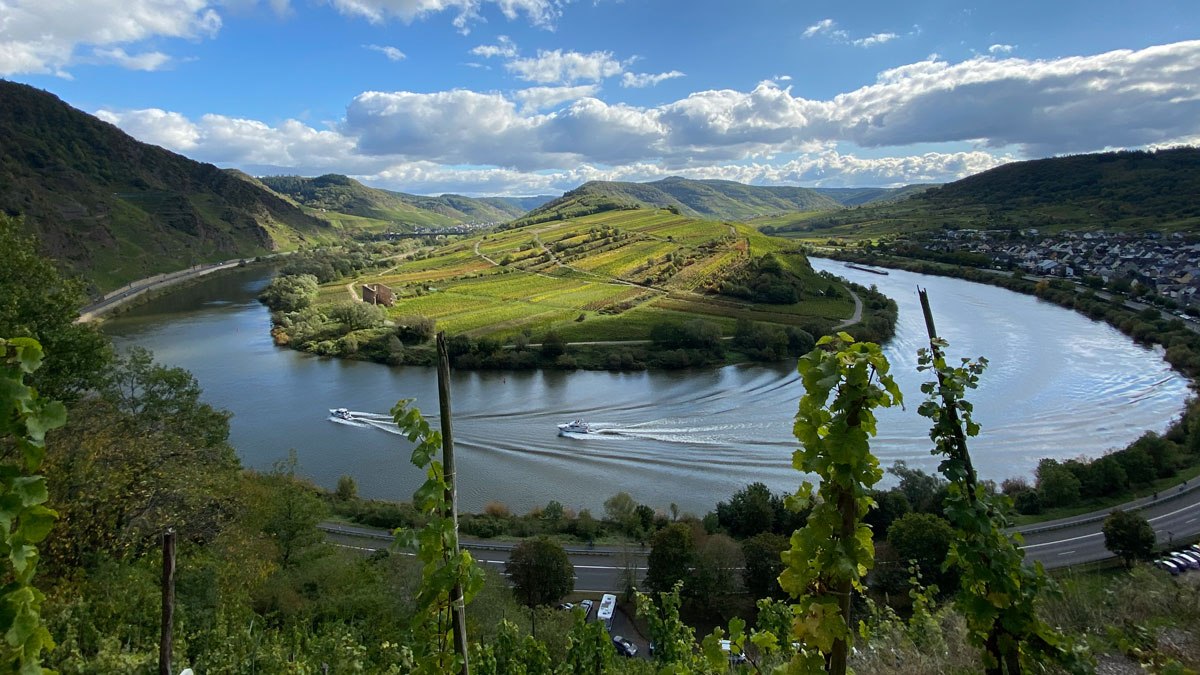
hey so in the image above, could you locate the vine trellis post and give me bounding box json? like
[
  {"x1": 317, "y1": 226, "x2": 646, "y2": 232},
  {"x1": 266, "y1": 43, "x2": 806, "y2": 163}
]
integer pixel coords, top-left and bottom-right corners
[{"x1": 436, "y1": 332, "x2": 470, "y2": 675}]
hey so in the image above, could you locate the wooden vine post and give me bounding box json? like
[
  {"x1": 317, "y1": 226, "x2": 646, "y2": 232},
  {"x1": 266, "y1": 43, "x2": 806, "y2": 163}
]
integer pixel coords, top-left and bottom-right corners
[
  {"x1": 159, "y1": 528, "x2": 176, "y2": 675},
  {"x1": 436, "y1": 332, "x2": 470, "y2": 675}
]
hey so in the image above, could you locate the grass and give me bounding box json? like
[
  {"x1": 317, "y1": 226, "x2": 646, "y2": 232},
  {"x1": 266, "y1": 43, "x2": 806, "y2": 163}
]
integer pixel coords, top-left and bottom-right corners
[{"x1": 317, "y1": 208, "x2": 855, "y2": 343}]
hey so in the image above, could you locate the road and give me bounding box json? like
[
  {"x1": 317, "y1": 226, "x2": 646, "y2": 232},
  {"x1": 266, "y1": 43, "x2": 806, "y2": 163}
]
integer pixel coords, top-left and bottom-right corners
[
  {"x1": 323, "y1": 480, "x2": 1200, "y2": 590},
  {"x1": 77, "y1": 256, "x2": 262, "y2": 322},
  {"x1": 321, "y1": 522, "x2": 647, "y2": 593}
]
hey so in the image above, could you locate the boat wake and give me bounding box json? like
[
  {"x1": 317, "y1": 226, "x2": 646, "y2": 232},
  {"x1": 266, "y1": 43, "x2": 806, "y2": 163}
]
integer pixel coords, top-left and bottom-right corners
[{"x1": 327, "y1": 410, "x2": 406, "y2": 436}]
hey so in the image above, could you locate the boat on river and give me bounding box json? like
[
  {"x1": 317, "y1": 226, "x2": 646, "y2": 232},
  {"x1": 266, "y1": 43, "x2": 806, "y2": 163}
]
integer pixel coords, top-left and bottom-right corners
[
  {"x1": 330, "y1": 408, "x2": 354, "y2": 421},
  {"x1": 557, "y1": 420, "x2": 591, "y2": 435},
  {"x1": 844, "y1": 262, "x2": 890, "y2": 275}
]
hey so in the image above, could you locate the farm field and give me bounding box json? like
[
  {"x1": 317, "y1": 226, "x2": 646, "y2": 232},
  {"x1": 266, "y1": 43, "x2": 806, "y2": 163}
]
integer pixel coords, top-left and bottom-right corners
[{"x1": 333, "y1": 208, "x2": 857, "y2": 342}]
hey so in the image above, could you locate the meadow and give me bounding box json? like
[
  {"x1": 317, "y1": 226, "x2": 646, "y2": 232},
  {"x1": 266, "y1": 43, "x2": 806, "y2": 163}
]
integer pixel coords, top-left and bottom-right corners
[{"x1": 337, "y1": 208, "x2": 856, "y2": 342}]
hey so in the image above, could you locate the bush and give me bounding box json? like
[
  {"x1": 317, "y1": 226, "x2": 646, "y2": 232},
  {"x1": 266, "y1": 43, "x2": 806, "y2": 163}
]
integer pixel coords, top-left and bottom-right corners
[{"x1": 1014, "y1": 489, "x2": 1043, "y2": 515}]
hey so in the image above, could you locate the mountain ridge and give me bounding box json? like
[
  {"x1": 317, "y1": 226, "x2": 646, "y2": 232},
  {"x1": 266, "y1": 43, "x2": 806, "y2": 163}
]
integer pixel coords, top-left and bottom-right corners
[{"x1": 0, "y1": 79, "x2": 338, "y2": 292}]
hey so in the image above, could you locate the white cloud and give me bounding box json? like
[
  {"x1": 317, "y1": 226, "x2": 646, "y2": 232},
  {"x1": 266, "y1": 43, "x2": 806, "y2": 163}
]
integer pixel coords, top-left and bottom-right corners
[
  {"x1": 621, "y1": 70, "x2": 685, "y2": 88},
  {"x1": 471, "y1": 35, "x2": 518, "y2": 59},
  {"x1": 0, "y1": 0, "x2": 221, "y2": 76},
  {"x1": 95, "y1": 40, "x2": 1200, "y2": 194},
  {"x1": 775, "y1": 75, "x2": 792, "y2": 82},
  {"x1": 803, "y1": 19, "x2": 837, "y2": 38},
  {"x1": 325, "y1": 0, "x2": 561, "y2": 32},
  {"x1": 506, "y1": 49, "x2": 626, "y2": 84},
  {"x1": 989, "y1": 44, "x2": 1015, "y2": 54},
  {"x1": 514, "y1": 84, "x2": 600, "y2": 111},
  {"x1": 365, "y1": 44, "x2": 407, "y2": 61},
  {"x1": 92, "y1": 47, "x2": 173, "y2": 71},
  {"x1": 852, "y1": 32, "x2": 897, "y2": 48}
]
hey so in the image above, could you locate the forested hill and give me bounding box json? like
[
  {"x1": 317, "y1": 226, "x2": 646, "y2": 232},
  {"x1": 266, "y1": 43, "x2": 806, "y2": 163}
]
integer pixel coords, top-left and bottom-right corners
[
  {"x1": 812, "y1": 184, "x2": 937, "y2": 206},
  {"x1": 516, "y1": 176, "x2": 843, "y2": 225},
  {"x1": 258, "y1": 174, "x2": 552, "y2": 226},
  {"x1": 0, "y1": 80, "x2": 336, "y2": 293}
]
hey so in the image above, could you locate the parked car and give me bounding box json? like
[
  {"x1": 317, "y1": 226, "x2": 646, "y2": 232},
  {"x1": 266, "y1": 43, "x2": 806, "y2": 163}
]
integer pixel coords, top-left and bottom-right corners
[
  {"x1": 612, "y1": 636, "x2": 638, "y2": 658},
  {"x1": 1168, "y1": 552, "x2": 1200, "y2": 569},
  {"x1": 1157, "y1": 559, "x2": 1184, "y2": 575},
  {"x1": 557, "y1": 602, "x2": 575, "y2": 611},
  {"x1": 578, "y1": 599, "x2": 594, "y2": 620}
]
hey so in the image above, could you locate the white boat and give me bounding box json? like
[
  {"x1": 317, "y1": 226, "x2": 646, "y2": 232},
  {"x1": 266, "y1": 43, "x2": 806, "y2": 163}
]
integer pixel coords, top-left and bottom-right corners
[
  {"x1": 557, "y1": 420, "x2": 590, "y2": 435},
  {"x1": 330, "y1": 408, "x2": 353, "y2": 421}
]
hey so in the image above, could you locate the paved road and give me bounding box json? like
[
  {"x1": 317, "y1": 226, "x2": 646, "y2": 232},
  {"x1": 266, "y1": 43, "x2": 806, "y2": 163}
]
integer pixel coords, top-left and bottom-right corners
[
  {"x1": 77, "y1": 256, "x2": 263, "y2": 322},
  {"x1": 321, "y1": 522, "x2": 648, "y2": 593},
  {"x1": 324, "y1": 479, "x2": 1200, "y2": 590}
]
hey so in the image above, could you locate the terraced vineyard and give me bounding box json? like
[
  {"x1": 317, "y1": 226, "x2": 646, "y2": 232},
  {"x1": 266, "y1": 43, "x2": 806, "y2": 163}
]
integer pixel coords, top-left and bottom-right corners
[{"x1": 340, "y1": 208, "x2": 856, "y2": 341}]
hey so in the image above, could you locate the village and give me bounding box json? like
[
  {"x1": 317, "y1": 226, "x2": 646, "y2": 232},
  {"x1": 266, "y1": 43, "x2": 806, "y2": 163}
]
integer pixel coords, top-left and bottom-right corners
[{"x1": 914, "y1": 228, "x2": 1200, "y2": 308}]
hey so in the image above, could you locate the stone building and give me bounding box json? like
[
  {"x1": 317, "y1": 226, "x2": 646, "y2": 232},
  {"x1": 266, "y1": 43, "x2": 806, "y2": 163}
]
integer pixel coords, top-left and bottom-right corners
[{"x1": 362, "y1": 283, "x2": 395, "y2": 307}]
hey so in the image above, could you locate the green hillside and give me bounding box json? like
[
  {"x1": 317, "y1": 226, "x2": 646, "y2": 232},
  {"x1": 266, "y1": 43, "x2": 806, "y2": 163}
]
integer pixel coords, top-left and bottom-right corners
[
  {"x1": 813, "y1": 184, "x2": 937, "y2": 206},
  {"x1": 258, "y1": 174, "x2": 535, "y2": 228},
  {"x1": 0, "y1": 80, "x2": 340, "y2": 293},
  {"x1": 517, "y1": 176, "x2": 841, "y2": 225},
  {"x1": 766, "y1": 148, "x2": 1200, "y2": 240},
  {"x1": 338, "y1": 208, "x2": 862, "y2": 344}
]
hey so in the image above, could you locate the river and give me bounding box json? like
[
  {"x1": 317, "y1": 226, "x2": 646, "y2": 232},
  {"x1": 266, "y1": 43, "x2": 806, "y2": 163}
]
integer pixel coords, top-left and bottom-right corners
[{"x1": 100, "y1": 259, "x2": 1191, "y2": 516}]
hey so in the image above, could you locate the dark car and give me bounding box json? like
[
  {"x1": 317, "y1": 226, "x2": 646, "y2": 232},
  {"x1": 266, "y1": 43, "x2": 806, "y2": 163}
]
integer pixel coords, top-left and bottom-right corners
[{"x1": 612, "y1": 636, "x2": 638, "y2": 658}]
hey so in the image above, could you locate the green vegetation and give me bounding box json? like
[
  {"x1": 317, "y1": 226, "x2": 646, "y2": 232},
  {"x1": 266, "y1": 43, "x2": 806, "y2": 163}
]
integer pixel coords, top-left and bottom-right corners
[
  {"x1": 259, "y1": 174, "x2": 531, "y2": 229},
  {"x1": 0, "y1": 81, "x2": 346, "y2": 292},
  {"x1": 516, "y1": 176, "x2": 841, "y2": 226},
  {"x1": 763, "y1": 148, "x2": 1200, "y2": 241},
  {"x1": 279, "y1": 208, "x2": 897, "y2": 370},
  {"x1": 1102, "y1": 510, "x2": 1156, "y2": 568}
]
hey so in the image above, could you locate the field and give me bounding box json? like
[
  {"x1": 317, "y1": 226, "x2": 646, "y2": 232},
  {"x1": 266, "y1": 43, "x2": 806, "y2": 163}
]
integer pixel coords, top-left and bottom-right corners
[{"x1": 335, "y1": 208, "x2": 856, "y2": 341}]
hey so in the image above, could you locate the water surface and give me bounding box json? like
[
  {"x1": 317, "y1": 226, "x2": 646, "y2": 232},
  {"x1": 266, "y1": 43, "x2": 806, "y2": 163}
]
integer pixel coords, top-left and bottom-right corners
[{"x1": 102, "y1": 260, "x2": 1190, "y2": 515}]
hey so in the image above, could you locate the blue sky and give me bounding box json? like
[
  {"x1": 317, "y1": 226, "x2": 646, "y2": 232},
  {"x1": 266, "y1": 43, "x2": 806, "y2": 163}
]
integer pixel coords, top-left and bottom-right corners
[{"x1": 3, "y1": 0, "x2": 1199, "y2": 196}]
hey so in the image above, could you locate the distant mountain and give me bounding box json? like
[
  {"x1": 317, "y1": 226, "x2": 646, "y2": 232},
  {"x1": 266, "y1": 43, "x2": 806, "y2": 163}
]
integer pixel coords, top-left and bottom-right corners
[
  {"x1": 517, "y1": 176, "x2": 841, "y2": 225},
  {"x1": 765, "y1": 148, "x2": 1200, "y2": 237},
  {"x1": 0, "y1": 80, "x2": 337, "y2": 292},
  {"x1": 813, "y1": 184, "x2": 937, "y2": 206},
  {"x1": 258, "y1": 175, "x2": 539, "y2": 226}
]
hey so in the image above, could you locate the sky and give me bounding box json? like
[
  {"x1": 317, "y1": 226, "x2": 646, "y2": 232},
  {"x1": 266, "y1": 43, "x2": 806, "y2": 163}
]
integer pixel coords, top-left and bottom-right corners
[{"x1": 2, "y1": 0, "x2": 1199, "y2": 197}]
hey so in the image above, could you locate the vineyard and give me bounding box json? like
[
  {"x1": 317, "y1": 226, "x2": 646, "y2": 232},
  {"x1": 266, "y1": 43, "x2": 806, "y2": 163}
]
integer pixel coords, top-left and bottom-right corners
[{"x1": 342, "y1": 208, "x2": 855, "y2": 341}]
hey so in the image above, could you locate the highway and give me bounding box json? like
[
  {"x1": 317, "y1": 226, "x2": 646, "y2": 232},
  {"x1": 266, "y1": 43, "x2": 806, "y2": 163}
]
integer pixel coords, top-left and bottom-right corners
[{"x1": 322, "y1": 480, "x2": 1200, "y2": 591}]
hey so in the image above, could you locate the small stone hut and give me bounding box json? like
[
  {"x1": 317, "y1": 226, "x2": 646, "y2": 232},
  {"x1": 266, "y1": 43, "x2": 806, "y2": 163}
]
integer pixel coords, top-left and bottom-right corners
[{"x1": 362, "y1": 283, "x2": 396, "y2": 307}]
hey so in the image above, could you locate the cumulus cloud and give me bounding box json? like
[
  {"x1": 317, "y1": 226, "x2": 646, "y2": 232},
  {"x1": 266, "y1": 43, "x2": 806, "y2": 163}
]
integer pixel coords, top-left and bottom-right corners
[
  {"x1": 852, "y1": 32, "x2": 897, "y2": 48},
  {"x1": 325, "y1": 0, "x2": 560, "y2": 32},
  {"x1": 506, "y1": 48, "x2": 627, "y2": 84},
  {"x1": 365, "y1": 44, "x2": 406, "y2": 61},
  {"x1": 514, "y1": 84, "x2": 601, "y2": 111},
  {"x1": 621, "y1": 70, "x2": 685, "y2": 88},
  {"x1": 471, "y1": 35, "x2": 519, "y2": 59},
  {"x1": 0, "y1": 0, "x2": 221, "y2": 76},
  {"x1": 989, "y1": 44, "x2": 1015, "y2": 54},
  {"x1": 96, "y1": 40, "x2": 1200, "y2": 193},
  {"x1": 92, "y1": 48, "x2": 173, "y2": 71}
]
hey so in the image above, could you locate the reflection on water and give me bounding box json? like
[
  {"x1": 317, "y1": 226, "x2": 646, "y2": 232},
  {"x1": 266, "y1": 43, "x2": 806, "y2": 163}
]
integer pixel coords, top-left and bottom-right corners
[{"x1": 102, "y1": 260, "x2": 1191, "y2": 514}]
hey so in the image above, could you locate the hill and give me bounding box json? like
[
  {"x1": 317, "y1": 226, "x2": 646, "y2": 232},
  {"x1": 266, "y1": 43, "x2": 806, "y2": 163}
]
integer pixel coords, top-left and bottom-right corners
[
  {"x1": 0, "y1": 80, "x2": 339, "y2": 293},
  {"x1": 764, "y1": 148, "x2": 1200, "y2": 239},
  {"x1": 813, "y1": 184, "x2": 937, "y2": 206},
  {"x1": 257, "y1": 175, "x2": 545, "y2": 228},
  {"x1": 516, "y1": 176, "x2": 842, "y2": 225}
]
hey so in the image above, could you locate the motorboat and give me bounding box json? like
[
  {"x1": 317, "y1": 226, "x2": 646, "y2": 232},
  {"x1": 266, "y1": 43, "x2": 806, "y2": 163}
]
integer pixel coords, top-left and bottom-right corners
[
  {"x1": 557, "y1": 420, "x2": 590, "y2": 435},
  {"x1": 330, "y1": 408, "x2": 353, "y2": 420}
]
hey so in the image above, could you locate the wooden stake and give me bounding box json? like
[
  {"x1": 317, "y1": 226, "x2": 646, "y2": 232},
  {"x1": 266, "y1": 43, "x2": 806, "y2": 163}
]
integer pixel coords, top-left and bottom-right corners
[
  {"x1": 917, "y1": 286, "x2": 979, "y2": 489},
  {"x1": 436, "y1": 332, "x2": 470, "y2": 675},
  {"x1": 159, "y1": 528, "x2": 176, "y2": 675}
]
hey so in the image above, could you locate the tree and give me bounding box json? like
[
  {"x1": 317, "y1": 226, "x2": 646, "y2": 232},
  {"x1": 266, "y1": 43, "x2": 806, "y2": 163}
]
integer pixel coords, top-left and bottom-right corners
[
  {"x1": 716, "y1": 482, "x2": 775, "y2": 538},
  {"x1": 505, "y1": 537, "x2": 574, "y2": 608},
  {"x1": 886, "y1": 513, "x2": 954, "y2": 585},
  {"x1": 692, "y1": 533, "x2": 743, "y2": 608},
  {"x1": 328, "y1": 300, "x2": 386, "y2": 331},
  {"x1": 1103, "y1": 509, "x2": 1156, "y2": 569},
  {"x1": 0, "y1": 214, "x2": 112, "y2": 400},
  {"x1": 646, "y1": 522, "x2": 694, "y2": 594},
  {"x1": 603, "y1": 492, "x2": 636, "y2": 527},
  {"x1": 1036, "y1": 459, "x2": 1081, "y2": 508},
  {"x1": 336, "y1": 475, "x2": 358, "y2": 501},
  {"x1": 262, "y1": 451, "x2": 329, "y2": 566},
  {"x1": 540, "y1": 331, "x2": 567, "y2": 358},
  {"x1": 260, "y1": 273, "x2": 319, "y2": 312},
  {"x1": 888, "y1": 460, "x2": 947, "y2": 514},
  {"x1": 741, "y1": 532, "x2": 788, "y2": 599}
]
